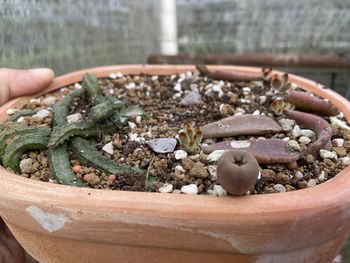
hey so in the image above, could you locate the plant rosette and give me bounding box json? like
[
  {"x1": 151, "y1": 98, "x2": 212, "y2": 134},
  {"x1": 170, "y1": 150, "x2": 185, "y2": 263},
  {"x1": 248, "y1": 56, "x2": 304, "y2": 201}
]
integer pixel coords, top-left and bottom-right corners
[{"x1": 0, "y1": 65, "x2": 349, "y2": 263}]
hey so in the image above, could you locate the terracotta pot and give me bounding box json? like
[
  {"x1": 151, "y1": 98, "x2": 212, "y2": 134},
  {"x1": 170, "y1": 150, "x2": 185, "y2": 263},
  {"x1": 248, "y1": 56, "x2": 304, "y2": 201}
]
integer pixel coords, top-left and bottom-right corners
[{"x1": 0, "y1": 65, "x2": 349, "y2": 263}]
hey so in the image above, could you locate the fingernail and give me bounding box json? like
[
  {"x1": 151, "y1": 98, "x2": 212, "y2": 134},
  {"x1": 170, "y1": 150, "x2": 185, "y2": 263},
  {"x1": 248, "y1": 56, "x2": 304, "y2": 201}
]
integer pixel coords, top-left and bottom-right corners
[{"x1": 30, "y1": 68, "x2": 55, "y2": 79}]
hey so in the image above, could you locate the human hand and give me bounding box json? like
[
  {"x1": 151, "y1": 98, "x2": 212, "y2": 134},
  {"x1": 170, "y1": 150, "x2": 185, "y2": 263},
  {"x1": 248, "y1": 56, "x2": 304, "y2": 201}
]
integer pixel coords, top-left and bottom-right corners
[
  {"x1": 0, "y1": 68, "x2": 54, "y2": 105},
  {"x1": 0, "y1": 68, "x2": 54, "y2": 262}
]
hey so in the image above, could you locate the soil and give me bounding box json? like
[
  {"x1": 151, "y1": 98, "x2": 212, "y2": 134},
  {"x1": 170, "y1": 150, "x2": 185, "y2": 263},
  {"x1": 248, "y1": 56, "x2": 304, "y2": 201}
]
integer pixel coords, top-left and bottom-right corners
[{"x1": 2, "y1": 70, "x2": 350, "y2": 195}]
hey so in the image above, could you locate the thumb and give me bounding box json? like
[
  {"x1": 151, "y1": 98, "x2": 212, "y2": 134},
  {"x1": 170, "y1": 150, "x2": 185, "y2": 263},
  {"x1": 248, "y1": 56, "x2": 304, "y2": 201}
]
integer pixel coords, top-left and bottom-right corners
[{"x1": 0, "y1": 68, "x2": 55, "y2": 105}]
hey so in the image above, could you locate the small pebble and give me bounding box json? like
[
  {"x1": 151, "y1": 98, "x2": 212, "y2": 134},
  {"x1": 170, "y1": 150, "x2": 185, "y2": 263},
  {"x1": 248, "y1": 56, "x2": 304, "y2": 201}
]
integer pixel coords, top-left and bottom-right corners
[
  {"x1": 332, "y1": 138, "x2": 344, "y2": 147},
  {"x1": 341, "y1": 157, "x2": 350, "y2": 166},
  {"x1": 19, "y1": 158, "x2": 34, "y2": 174},
  {"x1": 42, "y1": 96, "x2": 57, "y2": 106},
  {"x1": 307, "y1": 179, "x2": 317, "y2": 187},
  {"x1": 299, "y1": 136, "x2": 311, "y2": 145},
  {"x1": 273, "y1": 184, "x2": 286, "y2": 192},
  {"x1": 146, "y1": 138, "x2": 177, "y2": 153},
  {"x1": 67, "y1": 113, "x2": 83, "y2": 123},
  {"x1": 181, "y1": 184, "x2": 198, "y2": 195},
  {"x1": 213, "y1": 185, "x2": 227, "y2": 196},
  {"x1": 300, "y1": 129, "x2": 315, "y2": 139},
  {"x1": 259, "y1": 96, "x2": 267, "y2": 104},
  {"x1": 278, "y1": 119, "x2": 295, "y2": 132},
  {"x1": 32, "y1": 109, "x2": 50, "y2": 119},
  {"x1": 292, "y1": 125, "x2": 301, "y2": 137},
  {"x1": 158, "y1": 183, "x2": 173, "y2": 193},
  {"x1": 207, "y1": 150, "x2": 226, "y2": 162},
  {"x1": 288, "y1": 140, "x2": 301, "y2": 152},
  {"x1": 318, "y1": 171, "x2": 325, "y2": 182},
  {"x1": 319, "y1": 149, "x2": 338, "y2": 160},
  {"x1": 252, "y1": 110, "x2": 260, "y2": 115},
  {"x1": 102, "y1": 142, "x2": 114, "y2": 155},
  {"x1": 6, "y1": 108, "x2": 18, "y2": 115},
  {"x1": 295, "y1": 171, "x2": 303, "y2": 179},
  {"x1": 174, "y1": 165, "x2": 186, "y2": 173},
  {"x1": 174, "y1": 150, "x2": 188, "y2": 160},
  {"x1": 72, "y1": 165, "x2": 82, "y2": 173},
  {"x1": 208, "y1": 165, "x2": 217, "y2": 181},
  {"x1": 181, "y1": 90, "x2": 202, "y2": 105},
  {"x1": 333, "y1": 147, "x2": 347, "y2": 157},
  {"x1": 128, "y1": 121, "x2": 137, "y2": 129},
  {"x1": 174, "y1": 83, "x2": 182, "y2": 92},
  {"x1": 330, "y1": 117, "x2": 350, "y2": 131}
]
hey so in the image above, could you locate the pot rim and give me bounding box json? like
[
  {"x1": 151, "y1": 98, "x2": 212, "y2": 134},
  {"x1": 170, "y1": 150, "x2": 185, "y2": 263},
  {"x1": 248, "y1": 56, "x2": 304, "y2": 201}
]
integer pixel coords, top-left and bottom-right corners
[{"x1": 0, "y1": 64, "x2": 349, "y2": 222}]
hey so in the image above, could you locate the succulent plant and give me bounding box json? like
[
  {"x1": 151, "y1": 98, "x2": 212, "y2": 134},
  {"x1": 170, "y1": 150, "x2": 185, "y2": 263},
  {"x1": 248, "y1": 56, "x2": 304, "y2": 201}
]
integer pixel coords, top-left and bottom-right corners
[
  {"x1": 270, "y1": 97, "x2": 295, "y2": 115},
  {"x1": 270, "y1": 73, "x2": 289, "y2": 90},
  {"x1": 196, "y1": 64, "x2": 262, "y2": 82},
  {"x1": 285, "y1": 110, "x2": 332, "y2": 158},
  {"x1": 201, "y1": 114, "x2": 282, "y2": 138},
  {"x1": 217, "y1": 150, "x2": 260, "y2": 195},
  {"x1": 178, "y1": 122, "x2": 203, "y2": 154},
  {"x1": 287, "y1": 90, "x2": 339, "y2": 116},
  {"x1": 0, "y1": 73, "x2": 145, "y2": 186}
]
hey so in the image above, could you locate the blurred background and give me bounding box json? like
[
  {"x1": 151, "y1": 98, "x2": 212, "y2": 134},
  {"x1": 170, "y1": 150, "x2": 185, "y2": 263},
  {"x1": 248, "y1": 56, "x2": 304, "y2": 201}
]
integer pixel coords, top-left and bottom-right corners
[{"x1": 1, "y1": 0, "x2": 350, "y2": 261}]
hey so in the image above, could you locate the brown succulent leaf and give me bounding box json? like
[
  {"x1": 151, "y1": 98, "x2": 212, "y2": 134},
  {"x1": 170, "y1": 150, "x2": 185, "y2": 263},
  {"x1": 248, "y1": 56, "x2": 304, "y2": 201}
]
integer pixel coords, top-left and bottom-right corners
[
  {"x1": 287, "y1": 91, "x2": 339, "y2": 116},
  {"x1": 285, "y1": 110, "x2": 332, "y2": 157},
  {"x1": 196, "y1": 65, "x2": 261, "y2": 82},
  {"x1": 201, "y1": 114, "x2": 282, "y2": 139},
  {"x1": 203, "y1": 138, "x2": 300, "y2": 166}
]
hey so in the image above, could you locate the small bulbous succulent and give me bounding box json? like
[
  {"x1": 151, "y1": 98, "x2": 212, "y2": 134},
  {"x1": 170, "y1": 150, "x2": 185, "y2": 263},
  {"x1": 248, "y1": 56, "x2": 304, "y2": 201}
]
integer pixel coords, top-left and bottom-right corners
[
  {"x1": 270, "y1": 97, "x2": 295, "y2": 115},
  {"x1": 270, "y1": 73, "x2": 289, "y2": 91},
  {"x1": 178, "y1": 122, "x2": 203, "y2": 154},
  {"x1": 217, "y1": 150, "x2": 260, "y2": 195}
]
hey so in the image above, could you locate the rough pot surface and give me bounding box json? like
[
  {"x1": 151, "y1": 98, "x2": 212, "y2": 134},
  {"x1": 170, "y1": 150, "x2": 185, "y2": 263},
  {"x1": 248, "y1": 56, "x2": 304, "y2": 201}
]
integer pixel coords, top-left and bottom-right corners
[{"x1": 0, "y1": 65, "x2": 350, "y2": 263}]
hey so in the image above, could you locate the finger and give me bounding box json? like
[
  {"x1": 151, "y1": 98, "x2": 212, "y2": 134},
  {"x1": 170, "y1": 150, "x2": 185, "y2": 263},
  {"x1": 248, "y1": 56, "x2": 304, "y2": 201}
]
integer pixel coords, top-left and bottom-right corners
[{"x1": 0, "y1": 68, "x2": 55, "y2": 105}]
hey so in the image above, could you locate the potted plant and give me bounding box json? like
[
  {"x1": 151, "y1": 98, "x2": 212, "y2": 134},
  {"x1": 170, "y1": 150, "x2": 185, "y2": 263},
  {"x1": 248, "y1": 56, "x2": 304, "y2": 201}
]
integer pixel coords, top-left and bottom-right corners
[{"x1": 0, "y1": 65, "x2": 349, "y2": 263}]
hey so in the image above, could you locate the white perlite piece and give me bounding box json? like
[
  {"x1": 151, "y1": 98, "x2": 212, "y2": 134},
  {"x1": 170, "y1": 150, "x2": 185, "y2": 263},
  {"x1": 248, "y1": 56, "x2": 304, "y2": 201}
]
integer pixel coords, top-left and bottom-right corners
[
  {"x1": 307, "y1": 179, "x2": 317, "y2": 187},
  {"x1": 102, "y1": 142, "x2": 114, "y2": 155},
  {"x1": 318, "y1": 171, "x2": 325, "y2": 182},
  {"x1": 32, "y1": 109, "x2": 50, "y2": 120},
  {"x1": 158, "y1": 183, "x2": 173, "y2": 193},
  {"x1": 299, "y1": 136, "x2": 311, "y2": 145},
  {"x1": 208, "y1": 165, "x2": 217, "y2": 181},
  {"x1": 341, "y1": 157, "x2": 350, "y2": 166},
  {"x1": 292, "y1": 125, "x2": 301, "y2": 138},
  {"x1": 42, "y1": 96, "x2": 57, "y2": 106},
  {"x1": 66, "y1": 113, "x2": 83, "y2": 123},
  {"x1": 319, "y1": 149, "x2": 338, "y2": 160},
  {"x1": 273, "y1": 184, "x2": 286, "y2": 192},
  {"x1": 278, "y1": 119, "x2": 295, "y2": 132},
  {"x1": 252, "y1": 110, "x2": 260, "y2": 115},
  {"x1": 330, "y1": 117, "x2": 350, "y2": 131},
  {"x1": 6, "y1": 108, "x2": 18, "y2": 115},
  {"x1": 259, "y1": 95, "x2": 267, "y2": 104},
  {"x1": 174, "y1": 83, "x2": 182, "y2": 92},
  {"x1": 181, "y1": 184, "x2": 198, "y2": 195},
  {"x1": 300, "y1": 129, "x2": 316, "y2": 138},
  {"x1": 332, "y1": 138, "x2": 344, "y2": 147},
  {"x1": 230, "y1": 141, "x2": 251, "y2": 148},
  {"x1": 175, "y1": 165, "x2": 186, "y2": 173},
  {"x1": 74, "y1": 83, "x2": 82, "y2": 89},
  {"x1": 174, "y1": 150, "x2": 188, "y2": 160},
  {"x1": 207, "y1": 150, "x2": 227, "y2": 162},
  {"x1": 213, "y1": 185, "x2": 227, "y2": 196},
  {"x1": 17, "y1": 116, "x2": 24, "y2": 123},
  {"x1": 128, "y1": 121, "x2": 136, "y2": 129}
]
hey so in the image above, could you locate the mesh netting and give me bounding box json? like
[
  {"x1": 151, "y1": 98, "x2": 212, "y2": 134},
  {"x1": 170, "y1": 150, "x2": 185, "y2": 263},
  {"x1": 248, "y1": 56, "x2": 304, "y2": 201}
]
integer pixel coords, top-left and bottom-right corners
[{"x1": 1, "y1": 0, "x2": 349, "y2": 76}]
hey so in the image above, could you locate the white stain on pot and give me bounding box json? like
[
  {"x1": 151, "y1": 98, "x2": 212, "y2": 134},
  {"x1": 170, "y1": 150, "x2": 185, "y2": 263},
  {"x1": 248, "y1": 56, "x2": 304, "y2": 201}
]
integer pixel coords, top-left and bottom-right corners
[{"x1": 25, "y1": 206, "x2": 72, "y2": 233}]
